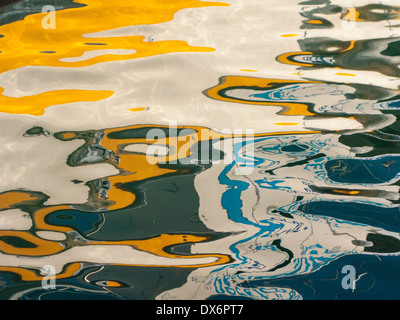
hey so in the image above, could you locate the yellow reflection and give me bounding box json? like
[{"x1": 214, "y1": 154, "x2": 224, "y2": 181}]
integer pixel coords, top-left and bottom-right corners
[
  {"x1": 335, "y1": 72, "x2": 356, "y2": 77},
  {"x1": 331, "y1": 189, "x2": 360, "y2": 195},
  {"x1": 307, "y1": 20, "x2": 323, "y2": 24},
  {"x1": 0, "y1": 191, "x2": 40, "y2": 210},
  {"x1": 0, "y1": 0, "x2": 229, "y2": 74},
  {"x1": 276, "y1": 41, "x2": 356, "y2": 69},
  {"x1": 204, "y1": 76, "x2": 319, "y2": 116},
  {"x1": 129, "y1": 107, "x2": 148, "y2": 112},
  {"x1": 0, "y1": 87, "x2": 113, "y2": 116},
  {"x1": 0, "y1": 230, "x2": 65, "y2": 256},
  {"x1": 0, "y1": 0, "x2": 229, "y2": 116}
]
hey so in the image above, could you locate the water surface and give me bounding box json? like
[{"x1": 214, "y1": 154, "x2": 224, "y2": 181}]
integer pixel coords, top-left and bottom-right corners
[{"x1": 1, "y1": 0, "x2": 400, "y2": 300}]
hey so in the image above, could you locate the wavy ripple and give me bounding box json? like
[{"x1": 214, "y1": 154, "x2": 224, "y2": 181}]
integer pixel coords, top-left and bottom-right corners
[{"x1": 1, "y1": 0, "x2": 400, "y2": 300}]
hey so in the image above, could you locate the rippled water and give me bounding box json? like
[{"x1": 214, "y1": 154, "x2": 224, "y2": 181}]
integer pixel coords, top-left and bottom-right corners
[{"x1": 1, "y1": 0, "x2": 400, "y2": 300}]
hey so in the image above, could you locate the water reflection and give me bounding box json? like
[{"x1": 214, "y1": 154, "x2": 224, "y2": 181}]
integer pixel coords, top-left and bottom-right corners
[{"x1": 1, "y1": 0, "x2": 400, "y2": 300}]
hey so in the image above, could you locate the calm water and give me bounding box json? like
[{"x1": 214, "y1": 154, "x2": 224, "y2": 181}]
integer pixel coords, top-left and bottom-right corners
[{"x1": 1, "y1": 0, "x2": 400, "y2": 300}]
